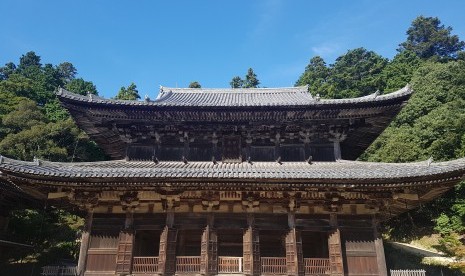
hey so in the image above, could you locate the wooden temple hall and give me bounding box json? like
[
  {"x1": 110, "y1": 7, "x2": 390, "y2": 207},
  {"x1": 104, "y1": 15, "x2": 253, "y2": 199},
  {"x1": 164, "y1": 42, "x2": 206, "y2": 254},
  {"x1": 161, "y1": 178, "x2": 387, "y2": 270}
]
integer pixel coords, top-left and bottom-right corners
[{"x1": 2, "y1": 85, "x2": 465, "y2": 276}]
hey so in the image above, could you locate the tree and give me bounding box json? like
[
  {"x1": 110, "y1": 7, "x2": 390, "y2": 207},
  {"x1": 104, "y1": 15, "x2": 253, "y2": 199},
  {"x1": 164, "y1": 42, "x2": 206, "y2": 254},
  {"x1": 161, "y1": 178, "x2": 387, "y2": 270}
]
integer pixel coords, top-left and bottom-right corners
[
  {"x1": 398, "y1": 16, "x2": 465, "y2": 60},
  {"x1": 115, "y1": 82, "x2": 140, "y2": 100},
  {"x1": 65, "y1": 78, "x2": 98, "y2": 95},
  {"x1": 295, "y1": 56, "x2": 332, "y2": 96},
  {"x1": 0, "y1": 62, "x2": 17, "y2": 80},
  {"x1": 230, "y1": 68, "x2": 260, "y2": 88},
  {"x1": 230, "y1": 76, "x2": 243, "y2": 88},
  {"x1": 57, "y1": 62, "x2": 77, "y2": 83},
  {"x1": 188, "y1": 81, "x2": 201, "y2": 88},
  {"x1": 243, "y1": 68, "x2": 260, "y2": 88},
  {"x1": 381, "y1": 51, "x2": 423, "y2": 92},
  {"x1": 330, "y1": 48, "x2": 388, "y2": 98},
  {"x1": 18, "y1": 51, "x2": 41, "y2": 71}
]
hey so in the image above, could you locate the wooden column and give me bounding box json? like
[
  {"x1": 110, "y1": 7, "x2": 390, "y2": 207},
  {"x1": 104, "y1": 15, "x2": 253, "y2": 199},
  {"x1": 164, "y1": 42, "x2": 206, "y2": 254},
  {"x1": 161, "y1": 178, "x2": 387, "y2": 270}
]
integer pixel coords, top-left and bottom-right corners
[
  {"x1": 116, "y1": 210, "x2": 135, "y2": 275},
  {"x1": 77, "y1": 210, "x2": 93, "y2": 276},
  {"x1": 200, "y1": 216, "x2": 218, "y2": 276},
  {"x1": 328, "y1": 214, "x2": 343, "y2": 276},
  {"x1": 373, "y1": 218, "x2": 388, "y2": 276},
  {"x1": 285, "y1": 213, "x2": 304, "y2": 276},
  {"x1": 243, "y1": 215, "x2": 260, "y2": 276},
  {"x1": 158, "y1": 212, "x2": 177, "y2": 276}
]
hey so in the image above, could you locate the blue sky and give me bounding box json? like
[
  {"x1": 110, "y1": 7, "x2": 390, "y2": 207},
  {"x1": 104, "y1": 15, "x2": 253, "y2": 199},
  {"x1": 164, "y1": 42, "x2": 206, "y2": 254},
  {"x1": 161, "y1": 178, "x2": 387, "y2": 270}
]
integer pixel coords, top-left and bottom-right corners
[{"x1": 2, "y1": 0, "x2": 465, "y2": 98}]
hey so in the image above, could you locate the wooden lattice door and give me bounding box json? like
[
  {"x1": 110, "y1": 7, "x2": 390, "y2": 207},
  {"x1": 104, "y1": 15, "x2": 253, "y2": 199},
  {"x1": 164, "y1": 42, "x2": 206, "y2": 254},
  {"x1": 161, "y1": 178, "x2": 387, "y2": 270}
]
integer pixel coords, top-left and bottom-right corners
[
  {"x1": 328, "y1": 229, "x2": 343, "y2": 276},
  {"x1": 243, "y1": 227, "x2": 260, "y2": 276},
  {"x1": 201, "y1": 226, "x2": 218, "y2": 275},
  {"x1": 158, "y1": 226, "x2": 177, "y2": 276},
  {"x1": 285, "y1": 229, "x2": 304, "y2": 276},
  {"x1": 115, "y1": 231, "x2": 134, "y2": 273}
]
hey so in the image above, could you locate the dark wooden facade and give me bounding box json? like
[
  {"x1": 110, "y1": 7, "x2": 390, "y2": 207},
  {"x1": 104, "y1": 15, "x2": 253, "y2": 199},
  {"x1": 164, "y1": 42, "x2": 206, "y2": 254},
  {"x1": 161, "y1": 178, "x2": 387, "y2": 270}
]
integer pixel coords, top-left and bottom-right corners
[{"x1": 1, "y1": 86, "x2": 465, "y2": 276}]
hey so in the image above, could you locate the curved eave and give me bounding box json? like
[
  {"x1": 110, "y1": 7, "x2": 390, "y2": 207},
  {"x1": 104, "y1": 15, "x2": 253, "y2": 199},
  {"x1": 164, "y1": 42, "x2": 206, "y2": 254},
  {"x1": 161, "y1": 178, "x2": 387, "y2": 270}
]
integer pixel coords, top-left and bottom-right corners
[
  {"x1": 56, "y1": 85, "x2": 412, "y2": 110},
  {"x1": 1, "y1": 156, "x2": 464, "y2": 189}
]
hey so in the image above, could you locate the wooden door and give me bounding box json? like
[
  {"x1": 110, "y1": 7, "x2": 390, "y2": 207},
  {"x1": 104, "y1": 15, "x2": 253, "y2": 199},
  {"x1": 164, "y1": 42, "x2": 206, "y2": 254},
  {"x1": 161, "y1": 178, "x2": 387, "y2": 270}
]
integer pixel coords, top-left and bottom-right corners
[
  {"x1": 343, "y1": 230, "x2": 379, "y2": 276},
  {"x1": 328, "y1": 229, "x2": 343, "y2": 276},
  {"x1": 201, "y1": 226, "x2": 218, "y2": 275},
  {"x1": 158, "y1": 226, "x2": 177, "y2": 276},
  {"x1": 208, "y1": 229, "x2": 218, "y2": 274},
  {"x1": 285, "y1": 229, "x2": 304, "y2": 276},
  {"x1": 116, "y1": 231, "x2": 134, "y2": 273},
  {"x1": 243, "y1": 227, "x2": 260, "y2": 276}
]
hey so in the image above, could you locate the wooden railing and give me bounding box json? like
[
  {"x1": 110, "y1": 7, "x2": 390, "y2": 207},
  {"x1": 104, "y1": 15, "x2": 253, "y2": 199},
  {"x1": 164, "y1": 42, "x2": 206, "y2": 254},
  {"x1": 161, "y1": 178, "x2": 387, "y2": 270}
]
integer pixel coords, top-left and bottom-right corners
[
  {"x1": 261, "y1": 257, "x2": 287, "y2": 274},
  {"x1": 218, "y1": 256, "x2": 243, "y2": 273},
  {"x1": 132, "y1": 256, "x2": 159, "y2": 273},
  {"x1": 390, "y1": 269, "x2": 426, "y2": 276},
  {"x1": 304, "y1": 258, "x2": 330, "y2": 275},
  {"x1": 41, "y1": 266, "x2": 77, "y2": 276},
  {"x1": 176, "y1": 256, "x2": 201, "y2": 273}
]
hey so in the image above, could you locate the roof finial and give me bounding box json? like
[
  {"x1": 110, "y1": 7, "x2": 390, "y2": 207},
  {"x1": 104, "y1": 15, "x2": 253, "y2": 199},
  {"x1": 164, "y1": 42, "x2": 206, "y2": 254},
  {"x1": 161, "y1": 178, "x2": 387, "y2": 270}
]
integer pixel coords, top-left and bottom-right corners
[
  {"x1": 427, "y1": 156, "x2": 433, "y2": 166},
  {"x1": 159, "y1": 85, "x2": 164, "y2": 93},
  {"x1": 315, "y1": 94, "x2": 320, "y2": 101},
  {"x1": 87, "y1": 91, "x2": 93, "y2": 101},
  {"x1": 182, "y1": 156, "x2": 188, "y2": 164},
  {"x1": 33, "y1": 156, "x2": 41, "y2": 166},
  {"x1": 247, "y1": 156, "x2": 253, "y2": 165},
  {"x1": 144, "y1": 94, "x2": 150, "y2": 102},
  {"x1": 212, "y1": 156, "x2": 217, "y2": 165},
  {"x1": 307, "y1": 155, "x2": 313, "y2": 164}
]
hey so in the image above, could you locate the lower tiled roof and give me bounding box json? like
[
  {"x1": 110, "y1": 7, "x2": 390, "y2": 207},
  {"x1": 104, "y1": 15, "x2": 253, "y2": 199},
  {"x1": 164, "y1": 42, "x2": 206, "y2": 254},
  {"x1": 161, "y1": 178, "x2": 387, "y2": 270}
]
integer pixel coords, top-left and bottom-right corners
[{"x1": 1, "y1": 156, "x2": 464, "y2": 184}]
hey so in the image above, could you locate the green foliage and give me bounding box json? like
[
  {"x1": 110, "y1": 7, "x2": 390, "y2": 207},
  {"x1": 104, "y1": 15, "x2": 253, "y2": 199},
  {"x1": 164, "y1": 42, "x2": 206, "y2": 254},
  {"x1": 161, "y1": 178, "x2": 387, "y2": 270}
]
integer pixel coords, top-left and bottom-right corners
[
  {"x1": 0, "y1": 51, "x2": 107, "y2": 268},
  {"x1": 295, "y1": 56, "x2": 331, "y2": 96},
  {"x1": 188, "y1": 81, "x2": 201, "y2": 88},
  {"x1": 330, "y1": 48, "x2": 388, "y2": 98},
  {"x1": 398, "y1": 16, "x2": 465, "y2": 60},
  {"x1": 115, "y1": 82, "x2": 140, "y2": 100},
  {"x1": 230, "y1": 68, "x2": 260, "y2": 88},
  {"x1": 296, "y1": 48, "x2": 388, "y2": 98},
  {"x1": 65, "y1": 78, "x2": 98, "y2": 96},
  {"x1": 382, "y1": 51, "x2": 423, "y2": 92},
  {"x1": 230, "y1": 76, "x2": 243, "y2": 88},
  {"x1": 4, "y1": 209, "x2": 83, "y2": 264},
  {"x1": 244, "y1": 68, "x2": 260, "y2": 88}
]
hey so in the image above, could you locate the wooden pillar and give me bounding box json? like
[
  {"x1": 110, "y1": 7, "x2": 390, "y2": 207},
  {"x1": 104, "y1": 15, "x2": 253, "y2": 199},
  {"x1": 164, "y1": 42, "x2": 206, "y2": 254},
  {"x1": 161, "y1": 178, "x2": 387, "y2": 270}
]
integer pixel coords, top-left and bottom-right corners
[
  {"x1": 285, "y1": 213, "x2": 304, "y2": 276},
  {"x1": 77, "y1": 210, "x2": 93, "y2": 276},
  {"x1": 373, "y1": 218, "x2": 388, "y2": 276},
  {"x1": 200, "y1": 215, "x2": 218, "y2": 276},
  {"x1": 243, "y1": 214, "x2": 260, "y2": 276},
  {"x1": 158, "y1": 212, "x2": 177, "y2": 276},
  {"x1": 116, "y1": 210, "x2": 135, "y2": 275},
  {"x1": 328, "y1": 214, "x2": 343, "y2": 276}
]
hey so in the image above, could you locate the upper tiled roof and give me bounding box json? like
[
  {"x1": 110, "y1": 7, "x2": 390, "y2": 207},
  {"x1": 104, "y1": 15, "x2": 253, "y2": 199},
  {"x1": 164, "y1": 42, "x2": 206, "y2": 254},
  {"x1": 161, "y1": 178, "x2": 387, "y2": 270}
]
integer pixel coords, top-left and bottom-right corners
[
  {"x1": 1, "y1": 156, "x2": 464, "y2": 187},
  {"x1": 57, "y1": 85, "x2": 412, "y2": 108}
]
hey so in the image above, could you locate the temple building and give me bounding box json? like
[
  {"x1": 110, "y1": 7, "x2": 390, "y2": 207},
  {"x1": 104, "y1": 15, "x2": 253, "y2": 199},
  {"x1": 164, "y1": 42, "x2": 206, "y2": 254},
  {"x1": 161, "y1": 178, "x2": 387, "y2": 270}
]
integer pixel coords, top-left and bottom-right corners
[{"x1": 1, "y1": 85, "x2": 465, "y2": 276}]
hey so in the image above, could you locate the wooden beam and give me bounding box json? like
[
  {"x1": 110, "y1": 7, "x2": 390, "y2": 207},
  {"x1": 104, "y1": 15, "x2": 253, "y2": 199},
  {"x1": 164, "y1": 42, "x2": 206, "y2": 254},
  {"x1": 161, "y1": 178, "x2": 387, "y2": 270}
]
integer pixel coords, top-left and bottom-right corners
[{"x1": 77, "y1": 210, "x2": 93, "y2": 276}]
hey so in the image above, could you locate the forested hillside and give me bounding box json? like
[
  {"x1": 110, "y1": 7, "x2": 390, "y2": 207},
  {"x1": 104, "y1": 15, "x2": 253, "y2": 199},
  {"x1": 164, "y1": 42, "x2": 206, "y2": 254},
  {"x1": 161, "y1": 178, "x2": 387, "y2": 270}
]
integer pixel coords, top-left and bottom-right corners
[
  {"x1": 296, "y1": 16, "x2": 465, "y2": 272},
  {"x1": 1, "y1": 15, "x2": 465, "y2": 274}
]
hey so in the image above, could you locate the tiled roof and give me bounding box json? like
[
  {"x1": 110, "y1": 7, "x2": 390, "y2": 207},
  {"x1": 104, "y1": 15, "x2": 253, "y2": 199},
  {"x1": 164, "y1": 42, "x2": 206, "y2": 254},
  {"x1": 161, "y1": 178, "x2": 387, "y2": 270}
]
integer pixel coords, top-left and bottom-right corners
[
  {"x1": 57, "y1": 85, "x2": 412, "y2": 108},
  {"x1": 1, "y1": 156, "x2": 464, "y2": 186}
]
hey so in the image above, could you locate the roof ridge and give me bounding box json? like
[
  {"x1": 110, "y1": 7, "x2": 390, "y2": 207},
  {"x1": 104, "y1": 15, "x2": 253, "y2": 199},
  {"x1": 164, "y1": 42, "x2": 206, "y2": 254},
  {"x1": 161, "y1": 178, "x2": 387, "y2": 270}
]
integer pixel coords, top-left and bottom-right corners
[{"x1": 158, "y1": 85, "x2": 309, "y2": 94}]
